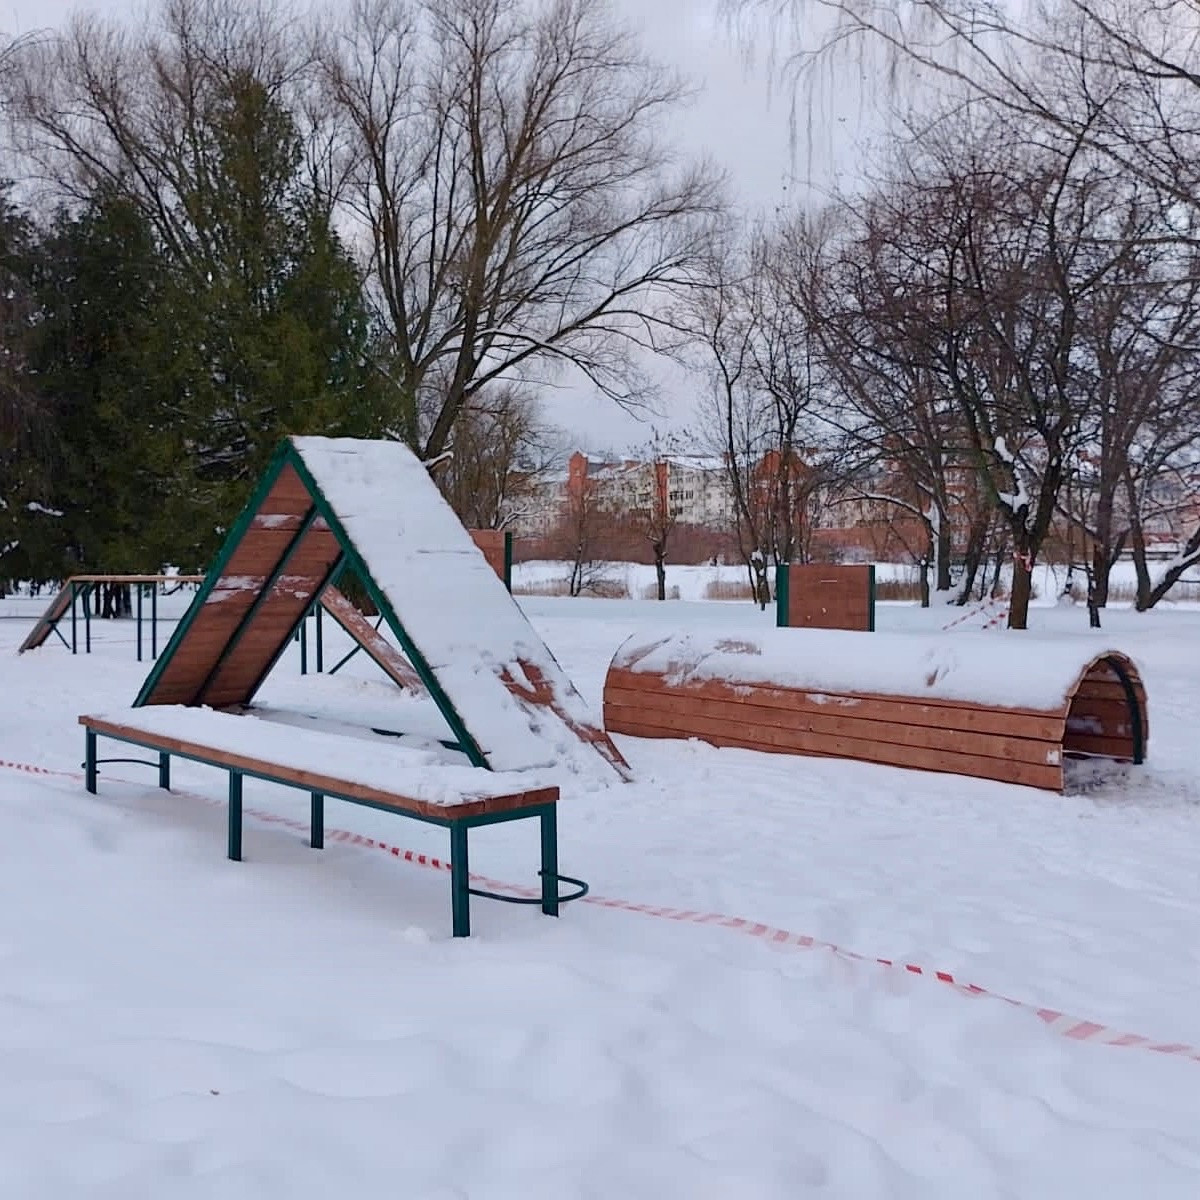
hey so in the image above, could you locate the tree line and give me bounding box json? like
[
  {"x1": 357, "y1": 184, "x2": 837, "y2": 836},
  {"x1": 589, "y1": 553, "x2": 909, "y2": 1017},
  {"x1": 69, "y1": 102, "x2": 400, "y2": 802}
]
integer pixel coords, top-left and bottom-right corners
[
  {"x1": 0, "y1": 0, "x2": 717, "y2": 585},
  {"x1": 694, "y1": 0, "x2": 1200, "y2": 627},
  {"x1": 2, "y1": 0, "x2": 1199, "y2": 632}
]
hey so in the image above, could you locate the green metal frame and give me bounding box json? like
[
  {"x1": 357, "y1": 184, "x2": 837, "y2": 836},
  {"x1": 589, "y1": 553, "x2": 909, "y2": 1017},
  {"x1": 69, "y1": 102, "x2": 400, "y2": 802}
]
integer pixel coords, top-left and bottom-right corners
[
  {"x1": 503, "y1": 531, "x2": 513, "y2": 593},
  {"x1": 83, "y1": 724, "x2": 560, "y2": 937},
  {"x1": 135, "y1": 440, "x2": 298, "y2": 707}
]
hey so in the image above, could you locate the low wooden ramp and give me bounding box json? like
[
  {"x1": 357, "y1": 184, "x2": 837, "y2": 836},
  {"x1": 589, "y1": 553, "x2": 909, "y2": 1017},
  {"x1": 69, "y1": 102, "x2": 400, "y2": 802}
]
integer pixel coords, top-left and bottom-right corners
[{"x1": 603, "y1": 629, "x2": 1147, "y2": 792}]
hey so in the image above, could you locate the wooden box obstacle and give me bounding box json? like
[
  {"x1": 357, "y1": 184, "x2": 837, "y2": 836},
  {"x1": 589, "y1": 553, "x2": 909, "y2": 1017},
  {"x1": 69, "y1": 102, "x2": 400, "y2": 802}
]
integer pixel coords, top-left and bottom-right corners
[
  {"x1": 776, "y1": 564, "x2": 875, "y2": 631},
  {"x1": 602, "y1": 629, "x2": 1147, "y2": 791}
]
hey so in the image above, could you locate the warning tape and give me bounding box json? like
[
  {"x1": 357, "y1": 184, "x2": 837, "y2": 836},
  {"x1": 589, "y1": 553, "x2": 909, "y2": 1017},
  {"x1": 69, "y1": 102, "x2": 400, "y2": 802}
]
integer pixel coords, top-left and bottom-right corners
[
  {"x1": 941, "y1": 598, "x2": 1009, "y2": 632},
  {"x1": 3, "y1": 754, "x2": 1197, "y2": 1065}
]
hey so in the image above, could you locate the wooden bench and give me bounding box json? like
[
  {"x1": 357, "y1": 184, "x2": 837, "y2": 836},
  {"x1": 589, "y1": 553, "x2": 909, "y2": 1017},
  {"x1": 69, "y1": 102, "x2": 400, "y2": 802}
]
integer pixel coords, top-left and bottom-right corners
[{"x1": 79, "y1": 707, "x2": 566, "y2": 936}]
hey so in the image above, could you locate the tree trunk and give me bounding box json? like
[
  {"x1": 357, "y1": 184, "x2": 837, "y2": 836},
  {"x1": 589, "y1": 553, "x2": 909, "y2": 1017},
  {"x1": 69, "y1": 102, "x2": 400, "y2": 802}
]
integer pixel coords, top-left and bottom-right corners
[
  {"x1": 748, "y1": 554, "x2": 770, "y2": 610},
  {"x1": 955, "y1": 510, "x2": 989, "y2": 605},
  {"x1": 935, "y1": 522, "x2": 953, "y2": 594},
  {"x1": 919, "y1": 561, "x2": 931, "y2": 608},
  {"x1": 1136, "y1": 524, "x2": 1200, "y2": 611},
  {"x1": 1086, "y1": 569, "x2": 1102, "y2": 628},
  {"x1": 1127, "y1": 513, "x2": 1153, "y2": 610},
  {"x1": 654, "y1": 551, "x2": 666, "y2": 601},
  {"x1": 1090, "y1": 541, "x2": 1111, "y2": 608},
  {"x1": 1008, "y1": 550, "x2": 1033, "y2": 630}
]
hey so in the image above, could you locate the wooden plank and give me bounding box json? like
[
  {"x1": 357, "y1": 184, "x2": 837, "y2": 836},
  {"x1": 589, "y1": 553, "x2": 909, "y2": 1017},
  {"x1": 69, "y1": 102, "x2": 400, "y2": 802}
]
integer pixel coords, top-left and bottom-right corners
[
  {"x1": 18, "y1": 585, "x2": 76, "y2": 652},
  {"x1": 611, "y1": 716, "x2": 1064, "y2": 791},
  {"x1": 80, "y1": 715, "x2": 557, "y2": 821},
  {"x1": 52, "y1": 574, "x2": 206, "y2": 585},
  {"x1": 319, "y1": 586, "x2": 425, "y2": 691},
  {"x1": 604, "y1": 693, "x2": 1061, "y2": 768},
  {"x1": 1062, "y1": 732, "x2": 1135, "y2": 759},
  {"x1": 201, "y1": 528, "x2": 343, "y2": 707},
  {"x1": 603, "y1": 671, "x2": 1066, "y2": 741},
  {"x1": 498, "y1": 659, "x2": 630, "y2": 775}
]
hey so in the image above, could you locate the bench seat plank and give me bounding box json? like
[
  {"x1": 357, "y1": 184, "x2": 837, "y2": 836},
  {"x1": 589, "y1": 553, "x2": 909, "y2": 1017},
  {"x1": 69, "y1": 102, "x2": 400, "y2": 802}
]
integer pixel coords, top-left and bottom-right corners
[{"x1": 79, "y1": 707, "x2": 558, "y2": 821}]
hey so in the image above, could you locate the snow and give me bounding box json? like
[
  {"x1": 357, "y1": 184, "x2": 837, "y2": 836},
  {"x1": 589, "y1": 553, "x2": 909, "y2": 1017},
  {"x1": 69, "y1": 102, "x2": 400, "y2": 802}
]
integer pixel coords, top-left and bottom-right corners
[
  {"x1": 3, "y1": 596, "x2": 1200, "y2": 1196},
  {"x1": 291, "y1": 438, "x2": 620, "y2": 783},
  {"x1": 611, "y1": 626, "x2": 1140, "y2": 712},
  {"x1": 83, "y1": 705, "x2": 557, "y2": 806}
]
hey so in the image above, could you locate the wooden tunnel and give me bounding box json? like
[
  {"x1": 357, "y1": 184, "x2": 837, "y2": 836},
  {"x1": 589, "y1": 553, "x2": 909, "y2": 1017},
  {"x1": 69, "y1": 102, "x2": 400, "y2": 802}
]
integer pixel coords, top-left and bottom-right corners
[{"x1": 602, "y1": 629, "x2": 1148, "y2": 792}]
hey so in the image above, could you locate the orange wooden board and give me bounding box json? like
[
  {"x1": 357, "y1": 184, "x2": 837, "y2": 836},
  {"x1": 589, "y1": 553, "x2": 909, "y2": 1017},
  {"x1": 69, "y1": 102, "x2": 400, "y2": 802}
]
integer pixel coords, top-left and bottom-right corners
[
  {"x1": 80, "y1": 714, "x2": 558, "y2": 821},
  {"x1": 318, "y1": 586, "x2": 425, "y2": 691},
  {"x1": 604, "y1": 686, "x2": 1061, "y2": 766}
]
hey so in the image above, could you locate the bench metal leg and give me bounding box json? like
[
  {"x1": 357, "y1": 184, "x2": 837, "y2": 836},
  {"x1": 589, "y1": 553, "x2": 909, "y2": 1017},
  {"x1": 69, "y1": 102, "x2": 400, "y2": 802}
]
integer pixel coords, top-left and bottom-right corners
[
  {"x1": 85, "y1": 729, "x2": 97, "y2": 794},
  {"x1": 540, "y1": 806, "x2": 559, "y2": 917},
  {"x1": 310, "y1": 792, "x2": 324, "y2": 849},
  {"x1": 158, "y1": 752, "x2": 170, "y2": 790},
  {"x1": 450, "y1": 822, "x2": 470, "y2": 937},
  {"x1": 228, "y1": 771, "x2": 243, "y2": 861}
]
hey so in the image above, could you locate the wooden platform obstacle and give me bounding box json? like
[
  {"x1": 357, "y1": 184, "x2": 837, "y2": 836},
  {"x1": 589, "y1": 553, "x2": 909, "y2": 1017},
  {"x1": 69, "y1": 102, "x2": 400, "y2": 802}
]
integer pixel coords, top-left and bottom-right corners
[
  {"x1": 776, "y1": 564, "x2": 876, "y2": 631},
  {"x1": 603, "y1": 628, "x2": 1147, "y2": 792}
]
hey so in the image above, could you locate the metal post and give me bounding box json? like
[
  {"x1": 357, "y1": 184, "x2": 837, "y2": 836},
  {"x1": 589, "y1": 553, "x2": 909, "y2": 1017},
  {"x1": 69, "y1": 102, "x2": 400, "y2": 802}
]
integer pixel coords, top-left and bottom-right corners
[
  {"x1": 70, "y1": 583, "x2": 78, "y2": 655},
  {"x1": 299, "y1": 613, "x2": 308, "y2": 675},
  {"x1": 310, "y1": 792, "x2": 324, "y2": 849},
  {"x1": 83, "y1": 584, "x2": 92, "y2": 654},
  {"x1": 450, "y1": 823, "x2": 470, "y2": 937},
  {"x1": 158, "y1": 752, "x2": 170, "y2": 790},
  {"x1": 136, "y1": 584, "x2": 144, "y2": 662},
  {"x1": 228, "y1": 772, "x2": 243, "y2": 861},
  {"x1": 85, "y1": 729, "x2": 97, "y2": 794},
  {"x1": 151, "y1": 585, "x2": 158, "y2": 659},
  {"x1": 315, "y1": 603, "x2": 324, "y2": 673},
  {"x1": 540, "y1": 806, "x2": 559, "y2": 917}
]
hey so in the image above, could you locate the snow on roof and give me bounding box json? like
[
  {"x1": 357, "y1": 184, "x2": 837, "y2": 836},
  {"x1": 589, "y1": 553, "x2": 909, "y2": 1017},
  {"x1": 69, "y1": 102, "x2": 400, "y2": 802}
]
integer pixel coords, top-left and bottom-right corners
[
  {"x1": 664, "y1": 455, "x2": 726, "y2": 472},
  {"x1": 611, "y1": 627, "x2": 1141, "y2": 713},
  {"x1": 292, "y1": 437, "x2": 623, "y2": 783}
]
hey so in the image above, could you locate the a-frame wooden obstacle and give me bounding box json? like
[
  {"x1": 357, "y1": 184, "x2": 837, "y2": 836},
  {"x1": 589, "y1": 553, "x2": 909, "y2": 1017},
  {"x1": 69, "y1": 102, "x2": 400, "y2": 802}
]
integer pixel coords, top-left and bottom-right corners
[{"x1": 134, "y1": 436, "x2": 629, "y2": 781}]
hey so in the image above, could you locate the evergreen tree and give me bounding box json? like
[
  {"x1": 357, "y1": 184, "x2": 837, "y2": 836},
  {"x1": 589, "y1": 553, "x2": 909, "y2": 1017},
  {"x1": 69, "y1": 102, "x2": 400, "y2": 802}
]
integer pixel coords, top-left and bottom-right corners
[
  {"x1": 164, "y1": 71, "x2": 386, "y2": 562},
  {"x1": 28, "y1": 189, "x2": 181, "y2": 575},
  {"x1": 0, "y1": 187, "x2": 54, "y2": 591}
]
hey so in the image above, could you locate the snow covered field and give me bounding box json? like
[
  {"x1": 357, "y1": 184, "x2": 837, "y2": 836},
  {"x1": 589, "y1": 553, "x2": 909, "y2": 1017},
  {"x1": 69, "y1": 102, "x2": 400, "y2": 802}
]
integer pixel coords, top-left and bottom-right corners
[{"x1": 2, "y1": 592, "x2": 1200, "y2": 1197}]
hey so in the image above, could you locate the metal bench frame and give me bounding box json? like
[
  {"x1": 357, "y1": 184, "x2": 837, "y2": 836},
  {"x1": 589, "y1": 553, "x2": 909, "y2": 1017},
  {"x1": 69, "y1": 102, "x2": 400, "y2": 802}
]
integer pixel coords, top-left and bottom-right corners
[{"x1": 82, "y1": 720, "x2": 561, "y2": 938}]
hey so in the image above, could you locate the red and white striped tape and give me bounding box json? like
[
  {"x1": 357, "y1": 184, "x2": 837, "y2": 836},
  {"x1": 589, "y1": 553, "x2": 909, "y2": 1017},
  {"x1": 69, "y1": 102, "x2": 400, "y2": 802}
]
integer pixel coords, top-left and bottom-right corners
[
  {"x1": 941, "y1": 599, "x2": 1009, "y2": 633},
  {"x1": 3, "y1": 754, "x2": 1197, "y2": 1065}
]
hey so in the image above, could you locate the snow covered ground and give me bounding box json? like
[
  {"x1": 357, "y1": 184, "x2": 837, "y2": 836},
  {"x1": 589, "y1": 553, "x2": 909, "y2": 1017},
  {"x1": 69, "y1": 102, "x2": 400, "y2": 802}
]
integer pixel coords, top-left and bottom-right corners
[{"x1": 2, "y1": 590, "x2": 1200, "y2": 1198}]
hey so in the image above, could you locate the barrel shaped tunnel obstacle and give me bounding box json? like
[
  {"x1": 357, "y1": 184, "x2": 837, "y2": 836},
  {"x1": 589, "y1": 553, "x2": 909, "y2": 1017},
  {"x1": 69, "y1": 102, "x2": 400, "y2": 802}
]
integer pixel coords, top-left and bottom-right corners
[{"x1": 602, "y1": 629, "x2": 1148, "y2": 792}]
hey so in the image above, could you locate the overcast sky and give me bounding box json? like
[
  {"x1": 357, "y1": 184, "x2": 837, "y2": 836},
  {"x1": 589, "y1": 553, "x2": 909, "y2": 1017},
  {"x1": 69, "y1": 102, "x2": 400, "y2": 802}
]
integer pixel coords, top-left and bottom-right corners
[{"x1": 1, "y1": 0, "x2": 881, "y2": 454}]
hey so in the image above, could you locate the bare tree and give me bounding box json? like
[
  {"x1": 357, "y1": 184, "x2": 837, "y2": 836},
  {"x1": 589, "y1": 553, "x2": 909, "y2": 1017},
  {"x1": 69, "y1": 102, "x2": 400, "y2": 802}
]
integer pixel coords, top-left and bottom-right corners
[
  {"x1": 804, "y1": 197, "x2": 974, "y2": 602},
  {"x1": 6, "y1": 0, "x2": 313, "y2": 277},
  {"x1": 317, "y1": 0, "x2": 723, "y2": 458},
  {"x1": 436, "y1": 384, "x2": 561, "y2": 530},
  {"x1": 623, "y1": 432, "x2": 683, "y2": 600},
  {"x1": 690, "y1": 224, "x2": 840, "y2": 607},
  {"x1": 729, "y1": 0, "x2": 1200, "y2": 218}
]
